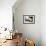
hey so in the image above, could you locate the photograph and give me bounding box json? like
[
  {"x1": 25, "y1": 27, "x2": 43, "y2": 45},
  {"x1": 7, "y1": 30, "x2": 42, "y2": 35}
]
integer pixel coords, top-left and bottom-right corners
[{"x1": 23, "y1": 15, "x2": 35, "y2": 24}]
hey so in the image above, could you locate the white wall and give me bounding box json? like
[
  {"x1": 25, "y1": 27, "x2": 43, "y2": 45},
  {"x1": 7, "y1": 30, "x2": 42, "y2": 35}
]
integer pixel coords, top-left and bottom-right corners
[
  {"x1": 41, "y1": 0, "x2": 46, "y2": 46},
  {"x1": 13, "y1": 0, "x2": 41, "y2": 46},
  {"x1": 0, "y1": 0, "x2": 16, "y2": 30}
]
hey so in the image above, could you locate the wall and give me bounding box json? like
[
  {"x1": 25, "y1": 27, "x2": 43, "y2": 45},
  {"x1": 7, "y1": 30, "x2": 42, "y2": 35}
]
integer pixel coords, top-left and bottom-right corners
[
  {"x1": 13, "y1": 0, "x2": 41, "y2": 46},
  {"x1": 41, "y1": 0, "x2": 46, "y2": 46}
]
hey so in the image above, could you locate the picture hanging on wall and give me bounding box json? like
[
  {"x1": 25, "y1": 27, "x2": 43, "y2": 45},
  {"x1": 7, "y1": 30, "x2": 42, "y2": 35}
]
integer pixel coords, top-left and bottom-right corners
[{"x1": 23, "y1": 15, "x2": 35, "y2": 24}]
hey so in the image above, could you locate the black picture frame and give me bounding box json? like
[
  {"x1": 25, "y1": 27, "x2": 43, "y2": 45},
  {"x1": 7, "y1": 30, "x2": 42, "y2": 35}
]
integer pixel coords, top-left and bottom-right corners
[{"x1": 23, "y1": 15, "x2": 35, "y2": 24}]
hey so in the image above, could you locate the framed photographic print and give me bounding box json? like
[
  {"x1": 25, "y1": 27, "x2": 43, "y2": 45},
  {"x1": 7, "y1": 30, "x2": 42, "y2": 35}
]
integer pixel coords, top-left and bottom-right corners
[{"x1": 23, "y1": 15, "x2": 35, "y2": 24}]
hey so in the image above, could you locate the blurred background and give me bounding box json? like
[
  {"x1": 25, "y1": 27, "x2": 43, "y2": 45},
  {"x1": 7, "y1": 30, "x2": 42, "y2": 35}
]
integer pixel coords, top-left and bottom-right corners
[{"x1": 0, "y1": 0, "x2": 46, "y2": 46}]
